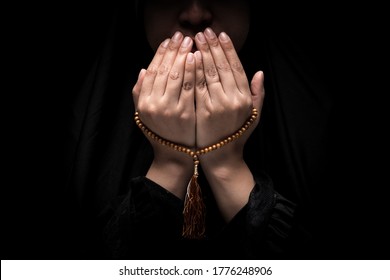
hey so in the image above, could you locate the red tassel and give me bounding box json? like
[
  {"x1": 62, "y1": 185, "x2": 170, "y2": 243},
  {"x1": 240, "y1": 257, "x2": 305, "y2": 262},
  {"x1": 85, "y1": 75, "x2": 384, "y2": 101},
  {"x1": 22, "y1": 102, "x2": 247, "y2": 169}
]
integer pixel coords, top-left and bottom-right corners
[{"x1": 182, "y1": 160, "x2": 206, "y2": 239}]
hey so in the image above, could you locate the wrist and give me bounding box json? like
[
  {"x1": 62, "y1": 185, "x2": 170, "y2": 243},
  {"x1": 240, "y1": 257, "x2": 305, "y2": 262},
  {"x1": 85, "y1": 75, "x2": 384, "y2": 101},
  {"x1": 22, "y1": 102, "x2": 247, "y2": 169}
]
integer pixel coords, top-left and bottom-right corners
[
  {"x1": 200, "y1": 153, "x2": 248, "y2": 185},
  {"x1": 147, "y1": 153, "x2": 193, "y2": 199},
  {"x1": 200, "y1": 157, "x2": 255, "y2": 221},
  {"x1": 199, "y1": 144, "x2": 242, "y2": 170}
]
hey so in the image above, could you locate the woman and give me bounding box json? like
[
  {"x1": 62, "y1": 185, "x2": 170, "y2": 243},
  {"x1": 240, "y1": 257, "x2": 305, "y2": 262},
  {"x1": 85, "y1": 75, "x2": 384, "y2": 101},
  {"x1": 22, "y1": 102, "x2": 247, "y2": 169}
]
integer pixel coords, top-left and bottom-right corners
[{"x1": 65, "y1": 0, "x2": 333, "y2": 259}]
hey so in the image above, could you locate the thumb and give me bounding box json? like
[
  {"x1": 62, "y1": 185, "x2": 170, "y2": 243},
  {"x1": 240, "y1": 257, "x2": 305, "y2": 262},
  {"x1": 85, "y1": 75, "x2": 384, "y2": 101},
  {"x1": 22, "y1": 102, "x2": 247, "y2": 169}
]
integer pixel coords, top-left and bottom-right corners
[
  {"x1": 132, "y1": 68, "x2": 146, "y2": 109},
  {"x1": 250, "y1": 71, "x2": 265, "y2": 112}
]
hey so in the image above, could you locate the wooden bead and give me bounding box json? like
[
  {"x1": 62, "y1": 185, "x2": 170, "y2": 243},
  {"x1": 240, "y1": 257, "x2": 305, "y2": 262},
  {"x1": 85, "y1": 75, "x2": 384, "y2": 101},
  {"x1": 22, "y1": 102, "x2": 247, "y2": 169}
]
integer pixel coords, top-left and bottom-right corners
[{"x1": 134, "y1": 108, "x2": 257, "y2": 159}]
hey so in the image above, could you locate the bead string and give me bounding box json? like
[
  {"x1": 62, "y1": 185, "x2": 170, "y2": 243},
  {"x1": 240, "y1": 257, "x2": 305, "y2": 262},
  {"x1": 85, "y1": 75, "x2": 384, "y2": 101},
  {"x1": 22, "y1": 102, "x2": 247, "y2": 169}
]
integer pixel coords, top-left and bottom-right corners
[
  {"x1": 134, "y1": 108, "x2": 258, "y2": 239},
  {"x1": 134, "y1": 108, "x2": 258, "y2": 159}
]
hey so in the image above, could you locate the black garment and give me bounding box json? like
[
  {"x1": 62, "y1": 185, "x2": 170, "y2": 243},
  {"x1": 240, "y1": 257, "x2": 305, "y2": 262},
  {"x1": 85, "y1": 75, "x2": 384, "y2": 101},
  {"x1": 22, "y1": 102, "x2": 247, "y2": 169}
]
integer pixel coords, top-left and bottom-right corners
[{"x1": 100, "y1": 175, "x2": 297, "y2": 259}]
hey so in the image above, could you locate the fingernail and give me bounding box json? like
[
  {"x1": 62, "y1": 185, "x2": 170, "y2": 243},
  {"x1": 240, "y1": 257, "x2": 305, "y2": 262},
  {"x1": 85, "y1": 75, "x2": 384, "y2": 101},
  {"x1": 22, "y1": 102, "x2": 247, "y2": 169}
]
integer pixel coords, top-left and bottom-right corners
[
  {"x1": 182, "y1": 36, "x2": 192, "y2": 48},
  {"x1": 204, "y1": 28, "x2": 216, "y2": 39},
  {"x1": 187, "y1": 53, "x2": 194, "y2": 63},
  {"x1": 172, "y1": 31, "x2": 183, "y2": 42},
  {"x1": 161, "y1": 38, "x2": 170, "y2": 48},
  {"x1": 194, "y1": 51, "x2": 202, "y2": 61},
  {"x1": 219, "y1": 32, "x2": 230, "y2": 42},
  {"x1": 196, "y1": 32, "x2": 206, "y2": 43}
]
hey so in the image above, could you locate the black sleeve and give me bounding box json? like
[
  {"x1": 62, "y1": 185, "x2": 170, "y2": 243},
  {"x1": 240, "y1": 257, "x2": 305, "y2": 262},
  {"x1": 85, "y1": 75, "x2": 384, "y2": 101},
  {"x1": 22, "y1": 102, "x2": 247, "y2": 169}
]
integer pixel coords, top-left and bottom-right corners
[
  {"x1": 211, "y1": 174, "x2": 308, "y2": 259},
  {"x1": 99, "y1": 176, "x2": 184, "y2": 259}
]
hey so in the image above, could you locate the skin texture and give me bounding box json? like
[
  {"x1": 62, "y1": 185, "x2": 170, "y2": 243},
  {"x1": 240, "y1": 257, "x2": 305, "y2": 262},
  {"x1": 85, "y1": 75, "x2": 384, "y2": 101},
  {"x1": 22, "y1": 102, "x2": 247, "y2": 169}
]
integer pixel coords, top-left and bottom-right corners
[{"x1": 132, "y1": 0, "x2": 265, "y2": 221}]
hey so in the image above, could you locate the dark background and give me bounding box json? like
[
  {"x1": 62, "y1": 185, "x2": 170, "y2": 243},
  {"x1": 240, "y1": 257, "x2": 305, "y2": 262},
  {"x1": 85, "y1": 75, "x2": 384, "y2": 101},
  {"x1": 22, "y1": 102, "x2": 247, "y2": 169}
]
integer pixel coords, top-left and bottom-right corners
[
  {"x1": 3, "y1": 2, "x2": 115, "y2": 259},
  {"x1": 3, "y1": 2, "x2": 389, "y2": 259}
]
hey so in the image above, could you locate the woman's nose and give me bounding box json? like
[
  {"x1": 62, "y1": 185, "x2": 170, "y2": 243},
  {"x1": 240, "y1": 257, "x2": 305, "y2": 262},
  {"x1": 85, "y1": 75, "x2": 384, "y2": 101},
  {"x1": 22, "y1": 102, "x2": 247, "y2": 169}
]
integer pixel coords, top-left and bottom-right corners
[{"x1": 178, "y1": 0, "x2": 212, "y2": 30}]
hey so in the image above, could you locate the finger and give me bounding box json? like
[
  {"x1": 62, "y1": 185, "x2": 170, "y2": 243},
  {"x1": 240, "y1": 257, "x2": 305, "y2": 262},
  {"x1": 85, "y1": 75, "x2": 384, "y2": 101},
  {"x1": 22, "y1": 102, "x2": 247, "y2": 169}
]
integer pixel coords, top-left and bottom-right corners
[
  {"x1": 179, "y1": 52, "x2": 196, "y2": 109},
  {"x1": 194, "y1": 32, "x2": 223, "y2": 95},
  {"x1": 203, "y1": 28, "x2": 236, "y2": 93},
  {"x1": 194, "y1": 51, "x2": 211, "y2": 106},
  {"x1": 219, "y1": 32, "x2": 250, "y2": 94},
  {"x1": 250, "y1": 71, "x2": 265, "y2": 112},
  {"x1": 132, "y1": 68, "x2": 147, "y2": 109},
  {"x1": 141, "y1": 38, "x2": 170, "y2": 95},
  {"x1": 153, "y1": 31, "x2": 184, "y2": 96},
  {"x1": 165, "y1": 36, "x2": 193, "y2": 102}
]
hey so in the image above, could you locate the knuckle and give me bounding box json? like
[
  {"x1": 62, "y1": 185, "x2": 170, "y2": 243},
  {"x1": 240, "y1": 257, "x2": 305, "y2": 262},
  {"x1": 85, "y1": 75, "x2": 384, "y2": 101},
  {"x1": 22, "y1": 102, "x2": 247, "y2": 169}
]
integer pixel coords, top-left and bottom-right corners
[
  {"x1": 201, "y1": 109, "x2": 212, "y2": 120},
  {"x1": 231, "y1": 104, "x2": 242, "y2": 112},
  {"x1": 199, "y1": 44, "x2": 210, "y2": 53},
  {"x1": 209, "y1": 39, "x2": 219, "y2": 48},
  {"x1": 216, "y1": 62, "x2": 231, "y2": 72},
  {"x1": 245, "y1": 96, "x2": 253, "y2": 107},
  {"x1": 137, "y1": 102, "x2": 151, "y2": 115},
  {"x1": 169, "y1": 70, "x2": 180, "y2": 80},
  {"x1": 197, "y1": 78, "x2": 207, "y2": 90},
  {"x1": 223, "y1": 42, "x2": 235, "y2": 52},
  {"x1": 168, "y1": 41, "x2": 179, "y2": 51},
  {"x1": 146, "y1": 66, "x2": 158, "y2": 76},
  {"x1": 205, "y1": 65, "x2": 218, "y2": 78},
  {"x1": 156, "y1": 47, "x2": 166, "y2": 56},
  {"x1": 158, "y1": 64, "x2": 170, "y2": 75},
  {"x1": 227, "y1": 99, "x2": 244, "y2": 111},
  {"x1": 182, "y1": 81, "x2": 194, "y2": 91},
  {"x1": 231, "y1": 60, "x2": 244, "y2": 73},
  {"x1": 179, "y1": 111, "x2": 191, "y2": 122}
]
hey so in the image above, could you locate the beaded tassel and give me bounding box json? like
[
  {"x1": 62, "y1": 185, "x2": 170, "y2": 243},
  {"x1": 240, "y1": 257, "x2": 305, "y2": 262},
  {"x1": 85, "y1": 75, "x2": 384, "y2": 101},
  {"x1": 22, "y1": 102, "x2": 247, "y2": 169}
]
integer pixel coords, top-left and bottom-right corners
[
  {"x1": 134, "y1": 108, "x2": 258, "y2": 239},
  {"x1": 182, "y1": 157, "x2": 205, "y2": 239}
]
